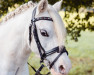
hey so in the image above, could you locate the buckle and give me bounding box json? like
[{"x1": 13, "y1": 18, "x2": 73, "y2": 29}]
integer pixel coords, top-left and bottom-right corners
[
  {"x1": 40, "y1": 53, "x2": 47, "y2": 63},
  {"x1": 31, "y1": 18, "x2": 36, "y2": 23}
]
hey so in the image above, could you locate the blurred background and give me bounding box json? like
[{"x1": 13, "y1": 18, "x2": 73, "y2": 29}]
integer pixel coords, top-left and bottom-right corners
[{"x1": 0, "y1": 0, "x2": 94, "y2": 75}]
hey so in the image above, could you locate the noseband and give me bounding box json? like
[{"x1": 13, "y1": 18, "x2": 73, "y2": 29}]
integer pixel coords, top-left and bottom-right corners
[{"x1": 28, "y1": 7, "x2": 68, "y2": 75}]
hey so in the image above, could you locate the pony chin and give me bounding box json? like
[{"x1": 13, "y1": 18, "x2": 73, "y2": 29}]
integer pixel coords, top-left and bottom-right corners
[{"x1": 50, "y1": 69, "x2": 67, "y2": 75}]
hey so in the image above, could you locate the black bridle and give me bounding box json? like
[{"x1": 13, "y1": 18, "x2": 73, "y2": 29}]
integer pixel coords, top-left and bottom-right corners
[{"x1": 28, "y1": 7, "x2": 68, "y2": 75}]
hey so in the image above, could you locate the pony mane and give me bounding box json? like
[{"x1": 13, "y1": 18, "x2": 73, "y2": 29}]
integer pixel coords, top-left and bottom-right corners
[{"x1": 2, "y1": 1, "x2": 36, "y2": 22}]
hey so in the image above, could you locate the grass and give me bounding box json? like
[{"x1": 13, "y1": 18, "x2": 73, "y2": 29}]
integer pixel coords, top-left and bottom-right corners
[
  {"x1": 66, "y1": 31, "x2": 94, "y2": 75},
  {"x1": 28, "y1": 30, "x2": 94, "y2": 75}
]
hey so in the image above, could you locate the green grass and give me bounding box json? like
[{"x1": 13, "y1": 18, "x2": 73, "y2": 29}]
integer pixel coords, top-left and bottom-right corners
[
  {"x1": 66, "y1": 31, "x2": 94, "y2": 75},
  {"x1": 28, "y1": 31, "x2": 94, "y2": 75}
]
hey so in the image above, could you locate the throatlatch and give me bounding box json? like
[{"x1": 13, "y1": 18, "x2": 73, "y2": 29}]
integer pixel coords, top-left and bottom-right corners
[{"x1": 28, "y1": 7, "x2": 68, "y2": 75}]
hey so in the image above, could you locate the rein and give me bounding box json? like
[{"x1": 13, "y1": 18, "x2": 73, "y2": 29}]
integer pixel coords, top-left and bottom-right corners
[{"x1": 28, "y1": 7, "x2": 68, "y2": 75}]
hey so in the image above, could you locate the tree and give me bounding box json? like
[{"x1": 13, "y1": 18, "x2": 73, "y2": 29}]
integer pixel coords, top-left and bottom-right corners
[{"x1": 0, "y1": 0, "x2": 94, "y2": 41}]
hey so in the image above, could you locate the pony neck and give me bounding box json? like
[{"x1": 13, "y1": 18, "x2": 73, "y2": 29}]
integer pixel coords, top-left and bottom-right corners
[{"x1": 0, "y1": 7, "x2": 34, "y2": 61}]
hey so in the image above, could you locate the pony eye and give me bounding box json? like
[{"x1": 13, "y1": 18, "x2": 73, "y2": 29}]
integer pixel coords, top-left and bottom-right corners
[{"x1": 40, "y1": 29, "x2": 49, "y2": 37}]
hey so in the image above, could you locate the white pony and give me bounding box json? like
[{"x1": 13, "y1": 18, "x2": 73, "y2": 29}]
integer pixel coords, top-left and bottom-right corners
[{"x1": 0, "y1": 0, "x2": 71, "y2": 75}]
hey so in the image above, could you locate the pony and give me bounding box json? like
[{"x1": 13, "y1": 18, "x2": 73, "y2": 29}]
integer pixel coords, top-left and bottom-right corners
[{"x1": 0, "y1": 0, "x2": 71, "y2": 75}]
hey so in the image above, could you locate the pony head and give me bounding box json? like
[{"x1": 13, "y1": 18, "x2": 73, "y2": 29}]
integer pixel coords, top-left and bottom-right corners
[{"x1": 30, "y1": 0, "x2": 72, "y2": 75}]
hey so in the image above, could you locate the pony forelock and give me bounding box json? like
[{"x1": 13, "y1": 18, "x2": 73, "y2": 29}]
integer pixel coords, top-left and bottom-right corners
[{"x1": 48, "y1": 5, "x2": 66, "y2": 46}]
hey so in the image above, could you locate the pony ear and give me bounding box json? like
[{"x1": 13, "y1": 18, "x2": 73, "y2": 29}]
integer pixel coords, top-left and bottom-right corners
[
  {"x1": 53, "y1": 0, "x2": 63, "y2": 12},
  {"x1": 36, "y1": 0, "x2": 48, "y2": 15}
]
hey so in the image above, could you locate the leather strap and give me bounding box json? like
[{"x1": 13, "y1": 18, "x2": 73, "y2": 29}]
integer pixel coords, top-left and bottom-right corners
[
  {"x1": 49, "y1": 47, "x2": 68, "y2": 69},
  {"x1": 28, "y1": 7, "x2": 69, "y2": 75}
]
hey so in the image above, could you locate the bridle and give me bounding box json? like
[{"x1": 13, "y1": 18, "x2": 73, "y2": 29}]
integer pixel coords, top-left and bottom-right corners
[{"x1": 28, "y1": 7, "x2": 68, "y2": 75}]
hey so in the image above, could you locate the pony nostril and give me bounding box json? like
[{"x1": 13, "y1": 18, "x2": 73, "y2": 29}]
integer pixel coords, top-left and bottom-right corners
[{"x1": 59, "y1": 65, "x2": 65, "y2": 74}]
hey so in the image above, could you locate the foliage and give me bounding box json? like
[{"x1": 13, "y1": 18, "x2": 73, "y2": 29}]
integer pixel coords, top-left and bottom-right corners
[
  {"x1": 60, "y1": 11, "x2": 94, "y2": 41},
  {"x1": 63, "y1": 12, "x2": 94, "y2": 41},
  {"x1": 0, "y1": 0, "x2": 94, "y2": 15},
  {"x1": 0, "y1": 0, "x2": 94, "y2": 41}
]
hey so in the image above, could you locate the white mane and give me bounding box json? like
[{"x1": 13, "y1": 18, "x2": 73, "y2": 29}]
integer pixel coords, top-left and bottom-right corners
[
  {"x1": 48, "y1": 5, "x2": 66, "y2": 46},
  {"x1": 2, "y1": 1, "x2": 36, "y2": 22}
]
